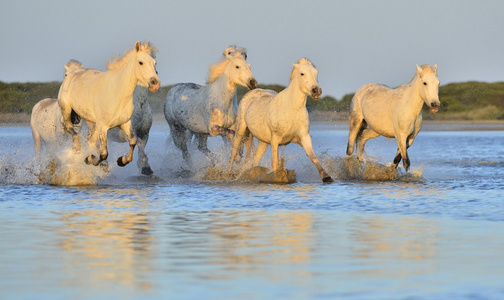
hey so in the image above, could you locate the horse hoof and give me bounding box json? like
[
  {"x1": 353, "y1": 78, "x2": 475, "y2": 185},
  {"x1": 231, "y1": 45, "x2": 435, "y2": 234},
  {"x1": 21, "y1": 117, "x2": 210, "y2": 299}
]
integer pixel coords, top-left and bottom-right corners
[
  {"x1": 322, "y1": 176, "x2": 334, "y2": 183},
  {"x1": 84, "y1": 155, "x2": 95, "y2": 165},
  {"x1": 117, "y1": 156, "x2": 127, "y2": 167},
  {"x1": 141, "y1": 167, "x2": 154, "y2": 175}
]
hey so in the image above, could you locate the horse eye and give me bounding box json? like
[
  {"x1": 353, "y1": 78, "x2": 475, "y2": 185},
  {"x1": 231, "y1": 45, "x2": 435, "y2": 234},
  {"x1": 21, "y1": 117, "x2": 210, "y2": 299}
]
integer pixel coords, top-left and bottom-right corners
[
  {"x1": 139, "y1": 61, "x2": 144, "y2": 66},
  {"x1": 300, "y1": 73, "x2": 305, "y2": 76},
  {"x1": 235, "y1": 66, "x2": 240, "y2": 69},
  {"x1": 423, "y1": 82, "x2": 427, "y2": 85}
]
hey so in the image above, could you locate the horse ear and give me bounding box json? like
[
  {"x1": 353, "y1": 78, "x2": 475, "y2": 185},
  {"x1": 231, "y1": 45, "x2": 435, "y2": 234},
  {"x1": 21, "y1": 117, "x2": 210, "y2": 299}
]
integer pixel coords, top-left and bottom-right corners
[
  {"x1": 433, "y1": 64, "x2": 438, "y2": 73},
  {"x1": 293, "y1": 63, "x2": 300, "y2": 69},
  {"x1": 416, "y1": 64, "x2": 424, "y2": 76},
  {"x1": 135, "y1": 41, "x2": 140, "y2": 52}
]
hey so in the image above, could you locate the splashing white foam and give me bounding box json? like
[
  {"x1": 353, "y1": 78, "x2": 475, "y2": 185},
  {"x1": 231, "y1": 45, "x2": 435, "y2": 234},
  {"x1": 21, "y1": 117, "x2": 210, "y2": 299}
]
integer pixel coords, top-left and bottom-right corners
[{"x1": 322, "y1": 155, "x2": 425, "y2": 182}]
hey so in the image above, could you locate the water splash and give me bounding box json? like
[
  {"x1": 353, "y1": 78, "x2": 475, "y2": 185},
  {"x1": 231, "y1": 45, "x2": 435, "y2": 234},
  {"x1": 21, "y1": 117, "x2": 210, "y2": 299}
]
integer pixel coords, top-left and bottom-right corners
[
  {"x1": 40, "y1": 148, "x2": 108, "y2": 186},
  {"x1": 322, "y1": 155, "x2": 425, "y2": 182}
]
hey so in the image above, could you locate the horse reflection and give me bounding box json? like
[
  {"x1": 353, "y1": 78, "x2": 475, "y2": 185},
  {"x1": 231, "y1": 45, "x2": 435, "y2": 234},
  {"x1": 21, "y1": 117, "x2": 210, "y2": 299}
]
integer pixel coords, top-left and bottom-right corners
[
  {"x1": 209, "y1": 211, "x2": 315, "y2": 266},
  {"x1": 348, "y1": 215, "x2": 439, "y2": 277},
  {"x1": 57, "y1": 197, "x2": 154, "y2": 290}
]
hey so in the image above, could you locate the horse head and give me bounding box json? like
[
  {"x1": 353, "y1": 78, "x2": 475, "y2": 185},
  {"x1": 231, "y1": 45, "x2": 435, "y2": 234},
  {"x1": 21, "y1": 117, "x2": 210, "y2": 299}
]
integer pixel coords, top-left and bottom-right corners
[
  {"x1": 292, "y1": 58, "x2": 322, "y2": 99},
  {"x1": 226, "y1": 55, "x2": 257, "y2": 90},
  {"x1": 132, "y1": 41, "x2": 161, "y2": 93},
  {"x1": 417, "y1": 64, "x2": 440, "y2": 113},
  {"x1": 223, "y1": 45, "x2": 247, "y2": 60}
]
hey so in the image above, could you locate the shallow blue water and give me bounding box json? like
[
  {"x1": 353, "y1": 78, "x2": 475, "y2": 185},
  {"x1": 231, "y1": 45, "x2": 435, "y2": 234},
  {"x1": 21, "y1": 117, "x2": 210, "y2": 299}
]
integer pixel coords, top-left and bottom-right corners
[{"x1": 1, "y1": 124, "x2": 503, "y2": 299}]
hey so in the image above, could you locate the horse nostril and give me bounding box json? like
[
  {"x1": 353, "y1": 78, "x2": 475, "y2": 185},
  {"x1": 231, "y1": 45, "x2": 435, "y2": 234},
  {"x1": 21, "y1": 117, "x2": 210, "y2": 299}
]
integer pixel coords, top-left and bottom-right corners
[
  {"x1": 249, "y1": 79, "x2": 257, "y2": 89},
  {"x1": 150, "y1": 78, "x2": 158, "y2": 86}
]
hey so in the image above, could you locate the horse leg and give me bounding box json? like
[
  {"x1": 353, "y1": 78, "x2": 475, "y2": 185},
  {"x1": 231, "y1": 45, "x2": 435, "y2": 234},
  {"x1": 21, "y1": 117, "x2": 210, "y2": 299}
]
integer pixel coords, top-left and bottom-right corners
[
  {"x1": 85, "y1": 125, "x2": 109, "y2": 166},
  {"x1": 197, "y1": 133, "x2": 212, "y2": 158},
  {"x1": 228, "y1": 126, "x2": 246, "y2": 174},
  {"x1": 394, "y1": 132, "x2": 416, "y2": 171},
  {"x1": 169, "y1": 122, "x2": 190, "y2": 162},
  {"x1": 299, "y1": 134, "x2": 333, "y2": 183},
  {"x1": 252, "y1": 141, "x2": 268, "y2": 167},
  {"x1": 243, "y1": 130, "x2": 254, "y2": 162},
  {"x1": 137, "y1": 137, "x2": 153, "y2": 175},
  {"x1": 270, "y1": 136, "x2": 280, "y2": 172},
  {"x1": 347, "y1": 114, "x2": 365, "y2": 156},
  {"x1": 60, "y1": 103, "x2": 81, "y2": 152},
  {"x1": 357, "y1": 128, "x2": 380, "y2": 160},
  {"x1": 116, "y1": 121, "x2": 137, "y2": 167}
]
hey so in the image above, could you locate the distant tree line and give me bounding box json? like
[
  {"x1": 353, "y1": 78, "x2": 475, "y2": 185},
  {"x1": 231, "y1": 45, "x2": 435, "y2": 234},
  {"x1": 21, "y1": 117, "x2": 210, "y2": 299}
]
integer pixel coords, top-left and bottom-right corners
[{"x1": 1, "y1": 81, "x2": 504, "y2": 120}]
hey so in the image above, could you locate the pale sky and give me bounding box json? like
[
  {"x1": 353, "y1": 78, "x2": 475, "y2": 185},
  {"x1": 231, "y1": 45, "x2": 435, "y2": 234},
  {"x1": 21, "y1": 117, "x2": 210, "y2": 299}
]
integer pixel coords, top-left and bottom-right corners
[{"x1": 1, "y1": 0, "x2": 503, "y2": 98}]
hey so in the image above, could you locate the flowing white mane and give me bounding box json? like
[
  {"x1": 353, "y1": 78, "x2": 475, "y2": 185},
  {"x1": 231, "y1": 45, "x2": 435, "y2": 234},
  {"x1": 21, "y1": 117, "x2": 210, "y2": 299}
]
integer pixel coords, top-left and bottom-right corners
[
  {"x1": 289, "y1": 57, "x2": 314, "y2": 82},
  {"x1": 107, "y1": 41, "x2": 158, "y2": 70},
  {"x1": 207, "y1": 57, "x2": 231, "y2": 84}
]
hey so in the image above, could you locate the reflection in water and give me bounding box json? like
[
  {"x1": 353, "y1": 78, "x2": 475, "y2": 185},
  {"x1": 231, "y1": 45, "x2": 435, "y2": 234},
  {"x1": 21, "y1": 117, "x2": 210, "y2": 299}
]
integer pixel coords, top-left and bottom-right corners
[
  {"x1": 209, "y1": 211, "x2": 315, "y2": 266},
  {"x1": 54, "y1": 195, "x2": 154, "y2": 295},
  {"x1": 348, "y1": 215, "x2": 439, "y2": 278}
]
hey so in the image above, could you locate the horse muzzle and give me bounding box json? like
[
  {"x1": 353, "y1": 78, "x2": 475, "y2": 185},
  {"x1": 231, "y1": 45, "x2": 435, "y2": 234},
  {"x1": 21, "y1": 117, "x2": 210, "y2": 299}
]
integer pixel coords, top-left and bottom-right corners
[
  {"x1": 311, "y1": 86, "x2": 322, "y2": 100},
  {"x1": 248, "y1": 78, "x2": 257, "y2": 90},
  {"x1": 430, "y1": 101, "x2": 440, "y2": 113},
  {"x1": 149, "y1": 78, "x2": 160, "y2": 92}
]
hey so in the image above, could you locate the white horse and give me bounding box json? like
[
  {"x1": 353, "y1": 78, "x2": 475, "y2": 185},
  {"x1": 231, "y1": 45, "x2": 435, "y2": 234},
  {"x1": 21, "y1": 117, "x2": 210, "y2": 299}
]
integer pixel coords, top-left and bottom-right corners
[
  {"x1": 228, "y1": 58, "x2": 333, "y2": 183},
  {"x1": 346, "y1": 64, "x2": 440, "y2": 171},
  {"x1": 164, "y1": 46, "x2": 257, "y2": 162},
  {"x1": 30, "y1": 60, "x2": 84, "y2": 154},
  {"x1": 102, "y1": 45, "x2": 158, "y2": 175},
  {"x1": 58, "y1": 41, "x2": 160, "y2": 168}
]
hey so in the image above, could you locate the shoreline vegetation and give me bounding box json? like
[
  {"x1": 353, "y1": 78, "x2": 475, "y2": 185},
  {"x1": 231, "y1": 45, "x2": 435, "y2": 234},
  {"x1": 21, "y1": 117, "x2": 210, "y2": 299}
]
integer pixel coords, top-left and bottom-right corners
[{"x1": 2, "y1": 81, "x2": 504, "y2": 130}]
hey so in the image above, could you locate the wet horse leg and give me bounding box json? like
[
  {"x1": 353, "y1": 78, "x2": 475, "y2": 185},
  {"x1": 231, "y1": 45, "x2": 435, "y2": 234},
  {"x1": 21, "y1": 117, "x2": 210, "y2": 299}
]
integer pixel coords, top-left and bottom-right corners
[
  {"x1": 393, "y1": 132, "x2": 416, "y2": 171},
  {"x1": 299, "y1": 134, "x2": 333, "y2": 183},
  {"x1": 168, "y1": 121, "x2": 190, "y2": 162},
  {"x1": 357, "y1": 128, "x2": 380, "y2": 160},
  {"x1": 270, "y1": 136, "x2": 280, "y2": 172},
  {"x1": 60, "y1": 104, "x2": 81, "y2": 152},
  {"x1": 228, "y1": 120, "x2": 249, "y2": 173},
  {"x1": 84, "y1": 124, "x2": 109, "y2": 166},
  {"x1": 116, "y1": 121, "x2": 137, "y2": 167},
  {"x1": 252, "y1": 141, "x2": 268, "y2": 167},
  {"x1": 136, "y1": 137, "x2": 153, "y2": 175}
]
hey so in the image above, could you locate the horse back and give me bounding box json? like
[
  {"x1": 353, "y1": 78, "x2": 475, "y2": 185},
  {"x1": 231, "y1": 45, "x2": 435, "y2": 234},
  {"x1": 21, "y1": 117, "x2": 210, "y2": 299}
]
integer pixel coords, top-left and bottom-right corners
[
  {"x1": 164, "y1": 82, "x2": 207, "y2": 131},
  {"x1": 31, "y1": 98, "x2": 64, "y2": 142},
  {"x1": 354, "y1": 83, "x2": 400, "y2": 137}
]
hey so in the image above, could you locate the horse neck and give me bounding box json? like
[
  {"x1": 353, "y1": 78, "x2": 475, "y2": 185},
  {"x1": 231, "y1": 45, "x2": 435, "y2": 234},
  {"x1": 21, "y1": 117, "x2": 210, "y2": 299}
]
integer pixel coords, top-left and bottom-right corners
[
  {"x1": 401, "y1": 75, "x2": 424, "y2": 113},
  {"x1": 108, "y1": 59, "x2": 139, "y2": 102},
  {"x1": 279, "y1": 76, "x2": 307, "y2": 110},
  {"x1": 208, "y1": 72, "x2": 236, "y2": 106}
]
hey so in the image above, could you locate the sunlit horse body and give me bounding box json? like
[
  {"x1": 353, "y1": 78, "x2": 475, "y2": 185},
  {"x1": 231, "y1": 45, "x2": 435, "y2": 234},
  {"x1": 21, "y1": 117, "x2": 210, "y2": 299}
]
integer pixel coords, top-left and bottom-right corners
[
  {"x1": 30, "y1": 60, "x2": 84, "y2": 154},
  {"x1": 102, "y1": 45, "x2": 158, "y2": 175},
  {"x1": 164, "y1": 46, "x2": 257, "y2": 162},
  {"x1": 228, "y1": 58, "x2": 333, "y2": 183},
  {"x1": 58, "y1": 41, "x2": 160, "y2": 168},
  {"x1": 346, "y1": 64, "x2": 440, "y2": 171}
]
